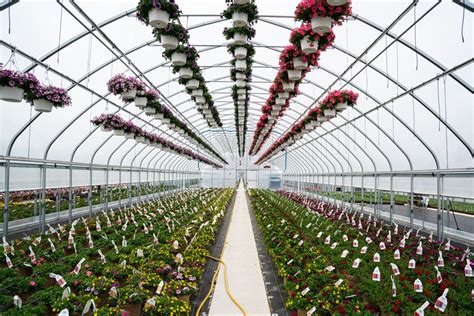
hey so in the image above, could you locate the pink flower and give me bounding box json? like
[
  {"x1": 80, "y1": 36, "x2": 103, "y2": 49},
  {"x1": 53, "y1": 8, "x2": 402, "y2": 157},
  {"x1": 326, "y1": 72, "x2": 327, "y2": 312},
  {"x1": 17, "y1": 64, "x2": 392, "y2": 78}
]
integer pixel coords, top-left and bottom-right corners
[
  {"x1": 86, "y1": 270, "x2": 92, "y2": 277},
  {"x1": 30, "y1": 281, "x2": 36, "y2": 287}
]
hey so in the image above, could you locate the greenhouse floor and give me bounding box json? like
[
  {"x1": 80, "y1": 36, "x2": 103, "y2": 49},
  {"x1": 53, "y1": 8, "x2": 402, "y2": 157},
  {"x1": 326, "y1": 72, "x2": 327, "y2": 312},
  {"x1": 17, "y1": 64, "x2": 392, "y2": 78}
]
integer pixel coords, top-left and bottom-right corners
[{"x1": 209, "y1": 182, "x2": 271, "y2": 315}]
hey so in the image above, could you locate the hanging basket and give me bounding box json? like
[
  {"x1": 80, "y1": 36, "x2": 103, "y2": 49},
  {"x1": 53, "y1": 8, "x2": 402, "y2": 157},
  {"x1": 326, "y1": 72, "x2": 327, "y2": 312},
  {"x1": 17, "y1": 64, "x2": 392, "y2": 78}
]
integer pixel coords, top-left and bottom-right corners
[
  {"x1": 121, "y1": 88, "x2": 137, "y2": 100},
  {"x1": 154, "y1": 113, "x2": 164, "y2": 120},
  {"x1": 113, "y1": 129, "x2": 125, "y2": 136},
  {"x1": 335, "y1": 102, "x2": 348, "y2": 111},
  {"x1": 161, "y1": 118, "x2": 170, "y2": 124},
  {"x1": 311, "y1": 17, "x2": 333, "y2": 34},
  {"x1": 201, "y1": 103, "x2": 209, "y2": 109},
  {"x1": 0, "y1": 86, "x2": 24, "y2": 102},
  {"x1": 232, "y1": 12, "x2": 248, "y2": 27},
  {"x1": 124, "y1": 133, "x2": 135, "y2": 139},
  {"x1": 324, "y1": 108, "x2": 336, "y2": 118},
  {"x1": 300, "y1": 35, "x2": 318, "y2": 54},
  {"x1": 235, "y1": 59, "x2": 247, "y2": 71},
  {"x1": 135, "y1": 136, "x2": 145, "y2": 143},
  {"x1": 171, "y1": 52, "x2": 187, "y2": 66},
  {"x1": 186, "y1": 79, "x2": 200, "y2": 90},
  {"x1": 275, "y1": 98, "x2": 286, "y2": 106},
  {"x1": 317, "y1": 116, "x2": 327, "y2": 122},
  {"x1": 271, "y1": 110, "x2": 280, "y2": 116},
  {"x1": 235, "y1": 0, "x2": 250, "y2": 4},
  {"x1": 237, "y1": 89, "x2": 247, "y2": 94},
  {"x1": 238, "y1": 95, "x2": 246, "y2": 101},
  {"x1": 327, "y1": 0, "x2": 348, "y2": 6},
  {"x1": 235, "y1": 72, "x2": 246, "y2": 80},
  {"x1": 33, "y1": 99, "x2": 54, "y2": 112},
  {"x1": 179, "y1": 68, "x2": 193, "y2": 79},
  {"x1": 144, "y1": 106, "x2": 156, "y2": 114},
  {"x1": 100, "y1": 125, "x2": 111, "y2": 132},
  {"x1": 234, "y1": 47, "x2": 248, "y2": 60},
  {"x1": 236, "y1": 80, "x2": 246, "y2": 88},
  {"x1": 278, "y1": 92, "x2": 290, "y2": 99},
  {"x1": 273, "y1": 104, "x2": 282, "y2": 111},
  {"x1": 148, "y1": 9, "x2": 170, "y2": 29},
  {"x1": 191, "y1": 89, "x2": 203, "y2": 97},
  {"x1": 134, "y1": 96, "x2": 147, "y2": 109},
  {"x1": 160, "y1": 35, "x2": 179, "y2": 50},
  {"x1": 282, "y1": 81, "x2": 295, "y2": 92},
  {"x1": 233, "y1": 33, "x2": 248, "y2": 45},
  {"x1": 195, "y1": 96, "x2": 205, "y2": 104},
  {"x1": 293, "y1": 57, "x2": 308, "y2": 70},
  {"x1": 287, "y1": 69, "x2": 302, "y2": 81}
]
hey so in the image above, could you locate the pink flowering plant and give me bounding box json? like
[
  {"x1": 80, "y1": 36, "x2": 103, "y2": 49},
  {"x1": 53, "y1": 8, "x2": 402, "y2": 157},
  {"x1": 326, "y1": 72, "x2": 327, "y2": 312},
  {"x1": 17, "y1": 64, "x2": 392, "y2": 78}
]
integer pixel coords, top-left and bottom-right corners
[
  {"x1": 136, "y1": 0, "x2": 181, "y2": 25},
  {"x1": 137, "y1": 89, "x2": 159, "y2": 102},
  {"x1": 0, "y1": 67, "x2": 40, "y2": 95},
  {"x1": 279, "y1": 45, "x2": 320, "y2": 71},
  {"x1": 294, "y1": 0, "x2": 353, "y2": 25},
  {"x1": 319, "y1": 89, "x2": 359, "y2": 110},
  {"x1": 106, "y1": 74, "x2": 145, "y2": 96},
  {"x1": 289, "y1": 24, "x2": 336, "y2": 52}
]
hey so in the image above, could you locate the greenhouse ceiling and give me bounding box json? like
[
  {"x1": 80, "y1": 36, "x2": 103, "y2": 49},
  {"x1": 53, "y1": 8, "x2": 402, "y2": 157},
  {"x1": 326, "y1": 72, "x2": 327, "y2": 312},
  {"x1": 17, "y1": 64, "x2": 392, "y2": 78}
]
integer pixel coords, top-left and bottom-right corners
[{"x1": 0, "y1": 0, "x2": 472, "y2": 179}]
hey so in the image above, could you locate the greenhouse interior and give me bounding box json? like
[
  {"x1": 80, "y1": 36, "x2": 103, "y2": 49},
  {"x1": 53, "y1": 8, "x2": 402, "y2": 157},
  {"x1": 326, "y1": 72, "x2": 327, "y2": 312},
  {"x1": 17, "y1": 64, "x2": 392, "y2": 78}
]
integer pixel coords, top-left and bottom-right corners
[{"x1": 0, "y1": 0, "x2": 473, "y2": 315}]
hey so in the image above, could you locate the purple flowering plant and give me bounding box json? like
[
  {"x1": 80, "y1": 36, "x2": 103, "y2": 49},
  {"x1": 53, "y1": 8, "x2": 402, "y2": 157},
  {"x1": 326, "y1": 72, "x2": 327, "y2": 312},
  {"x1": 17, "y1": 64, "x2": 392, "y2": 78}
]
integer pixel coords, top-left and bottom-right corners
[
  {"x1": 0, "y1": 67, "x2": 40, "y2": 95},
  {"x1": 28, "y1": 84, "x2": 72, "y2": 107},
  {"x1": 136, "y1": 0, "x2": 181, "y2": 25},
  {"x1": 152, "y1": 23, "x2": 189, "y2": 43},
  {"x1": 137, "y1": 89, "x2": 159, "y2": 102},
  {"x1": 106, "y1": 74, "x2": 145, "y2": 96}
]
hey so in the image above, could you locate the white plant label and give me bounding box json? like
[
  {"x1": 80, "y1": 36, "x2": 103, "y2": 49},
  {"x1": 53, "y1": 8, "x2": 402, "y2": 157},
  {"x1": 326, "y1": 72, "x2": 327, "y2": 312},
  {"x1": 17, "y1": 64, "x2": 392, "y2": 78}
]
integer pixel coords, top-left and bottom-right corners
[
  {"x1": 72, "y1": 258, "x2": 85, "y2": 275},
  {"x1": 352, "y1": 258, "x2": 361, "y2": 269},
  {"x1": 435, "y1": 266, "x2": 442, "y2": 284},
  {"x1": 391, "y1": 275, "x2": 396, "y2": 297},
  {"x1": 465, "y1": 259, "x2": 473, "y2": 277},
  {"x1": 379, "y1": 242, "x2": 386, "y2": 250},
  {"x1": 373, "y1": 253, "x2": 380, "y2": 262},
  {"x1": 394, "y1": 249, "x2": 400, "y2": 260},
  {"x1": 307, "y1": 306, "x2": 316, "y2": 315},
  {"x1": 301, "y1": 287, "x2": 310, "y2": 296},
  {"x1": 409, "y1": 259, "x2": 416, "y2": 269},
  {"x1": 434, "y1": 288, "x2": 449, "y2": 313},
  {"x1": 49, "y1": 273, "x2": 67, "y2": 288},
  {"x1": 372, "y1": 267, "x2": 381, "y2": 282},
  {"x1": 414, "y1": 301, "x2": 429, "y2": 316},
  {"x1": 416, "y1": 241, "x2": 423, "y2": 255},
  {"x1": 352, "y1": 239, "x2": 358, "y2": 248},
  {"x1": 5, "y1": 254, "x2": 12, "y2": 268},
  {"x1": 341, "y1": 250, "x2": 349, "y2": 258},
  {"x1": 361, "y1": 246, "x2": 367, "y2": 254},
  {"x1": 390, "y1": 263, "x2": 400, "y2": 276},
  {"x1": 335, "y1": 279, "x2": 343, "y2": 287},
  {"x1": 437, "y1": 251, "x2": 444, "y2": 267}
]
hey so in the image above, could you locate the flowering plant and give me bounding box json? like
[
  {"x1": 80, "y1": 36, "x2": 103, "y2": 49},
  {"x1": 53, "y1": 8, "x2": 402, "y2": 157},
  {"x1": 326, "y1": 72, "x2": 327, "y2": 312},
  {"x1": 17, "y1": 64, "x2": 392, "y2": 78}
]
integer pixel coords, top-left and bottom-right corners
[
  {"x1": 106, "y1": 74, "x2": 144, "y2": 96},
  {"x1": 137, "y1": 88, "x2": 159, "y2": 102},
  {"x1": 222, "y1": 1, "x2": 259, "y2": 25},
  {"x1": 136, "y1": 0, "x2": 181, "y2": 25},
  {"x1": 227, "y1": 43, "x2": 256, "y2": 58},
  {"x1": 279, "y1": 45, "x2": 320, "y2": 71},
  {"x1": 223, "y1": 26, "x2": 256, "y2": 40},
  {"x1": 28, "y1": 84, "x2": 72, "y2": 107},
  {"x1": 289, "y1": 23, "x2": 336, "y2": 52},
  {"x1": 294, "y1": 0, "x2": 353, "y2": 25},
  {"x1": 163, "y1": 45, "x2": 199, "y2": 62},
  {"x1": 0, "y1": 67, "x2": 40, "y2": 94},
  {"x1": 152, "y1": 22, "x2": 189, "y2": 43},
  {"x1": 319, "y1": 89, "x2": 359, "y2": 110}
]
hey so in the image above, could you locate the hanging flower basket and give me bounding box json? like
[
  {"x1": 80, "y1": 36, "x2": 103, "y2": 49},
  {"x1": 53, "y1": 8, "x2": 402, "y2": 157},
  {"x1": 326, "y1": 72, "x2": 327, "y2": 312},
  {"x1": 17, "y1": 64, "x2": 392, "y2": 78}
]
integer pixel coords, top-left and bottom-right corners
[
  {"x1": 335, "y1": 102, "x2": 348, "y2": 111},
  {"x1": 275, "y1": 98, "x2": 286, "y2": 106},
  {"x1": 144, "y1": 106, "x2": 156, "y2": 114},
  {"x1": 234, "y1": 47, "x2": 248, "y2": 59},
  {"x1": 134, "y1": 96, "x2": 147, "y2": 109},
  {"x1": 100, "y1": 124, "x2": 111, "y2": 132},
  {"x1": 317, "y1": 116, "x2": 327, "y2": 122},
  {"x1": 160, "y1": 35, "x2": 178, "y2": 50},
  {"x1": 32, "y1": 99, "x2": 53, "y2": 112},
  {"x1": 135, "y1": 136, "x2": 146, "y2": 143},
  {"x1": 161, "y1": 118, "x2": 170, "y2": 124},
  {"x1": 273, "y1": 104, "x2": 282, "y2": 111},
  {"x1": 171, "y1": 52, "x2": 187, "y2": 66},
  {"x1": 235, "y1": 60, "x2": 247, "y2": 71},
  {"x1": 30, "y1": 84, "x2": 72, "y2": 113},
  {"x1": 201, "y1": 103, "x2": 209, "y2": 109},
  {"x1": 0, "y1": 68, "x2": 40, "y2": 102},
  {"x1": 287, "y1": 69, "x2": 302, "y2": 81},
  {"x1": 278, "y1": 92, "x2": 290, "y2": 99},
  {"x1": 300, "y1": 35, "x2": 318, "y2": 54},
  {"x1": 153, "y1": 112, "x2": 164, "y2": 120},
  {"x1": 235, "y1": 72, "x2": 246, "y2": 80},
  {"x1": 191, "y1": 89, "x2": 203, "y2": 97},
  {"x1": 235, "y1": 0, "x2": 250, "y2": 4},
  {"x1": 122, "y1": 88, "x2": 137, "y2": 99},
  {"x1": 233, "y1": 33, "x2": 248, "y2": 45},
  {"x1": 179, "y1": 68, "x2": 193, "y2": 79},
  {"x1": 238, "y1": 95, "x2": 246, "y2": 101},
  {"x1": 107, "y1": 73, "x2": 144, "y2": 100},
  {"x1": 186, "y1": 79, "x2": 200, "y2": 90},
  {"x1": 236, "y1": 80, "x2": 246, "y2": 88},
  {"x1": 124, "y1": 132, "x2": 135, "y2": 139},
  {"x1": 148, "y1": 8, "x2": 170, "y2": 29},
  {"x1": 311, "y1": 17, "x2": 333, "y2": 34},
  {"x1": 271, "y1": 110, "x2": 280, "y2": 116},
  {"x1": 237, "y1": 88, "x2": 247, "y2": 94},
  {"x1": 328, "y1": 0, "x2": 349, "y2": 6},
  {"x1": 293, "y1": 57, "x2": 308, "y2": 70},
  {"x1": 113, "y1": 129, "x2": 125, "y2": 136},
  {"x1": 283, "y1": 81, "x2": 295, "y2": 92},
  {"x1": 323, "y1": 108, "x2": 336, "y2": 118},
  {"x1": 232, "y1": 12, "x2": 248, "y2": 27},
  {"x1": 0, "y1": 86, "x2": 24, "y2": 102},
  {"x1": 195, "y1": 96, "x2": 205, "y2": 104}
]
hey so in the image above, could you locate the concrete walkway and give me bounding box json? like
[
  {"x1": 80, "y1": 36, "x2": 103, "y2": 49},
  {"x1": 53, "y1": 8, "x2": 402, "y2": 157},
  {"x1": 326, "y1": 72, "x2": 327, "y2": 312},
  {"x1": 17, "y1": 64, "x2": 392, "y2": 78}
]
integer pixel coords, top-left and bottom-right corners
[{"x1": 209, "y1": 182, "x2": 270, "y2": 315}]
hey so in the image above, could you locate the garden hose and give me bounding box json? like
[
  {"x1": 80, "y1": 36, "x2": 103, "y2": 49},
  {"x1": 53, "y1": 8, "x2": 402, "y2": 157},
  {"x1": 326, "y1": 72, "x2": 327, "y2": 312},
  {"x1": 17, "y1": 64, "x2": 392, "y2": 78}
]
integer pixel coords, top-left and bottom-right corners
[{"x1": 194, "y1": 258, "x2": 221, "y2": 316}]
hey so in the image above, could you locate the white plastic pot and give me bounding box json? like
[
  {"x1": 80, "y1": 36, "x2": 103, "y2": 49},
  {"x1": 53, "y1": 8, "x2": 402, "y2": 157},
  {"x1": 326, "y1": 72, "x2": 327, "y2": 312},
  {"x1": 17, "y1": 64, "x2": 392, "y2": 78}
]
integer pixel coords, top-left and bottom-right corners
[
  {"x1": 278, "y1": 92, "x2": 290, "y2": 99},
  {"x1": 235, "y1": 59, "x2": 247, "y2": 71},
  {"x1": 113, "y1": 129, "x2": 125, "y2": 136},
  {"x1": 124, "y1": 133, "x2": 134, "y2": 140},
  {"x1": 237, "y1": 89, "x2": 247, "y2": 94},
  {"x1": 135, "y1": 136, "x2": 145, "y2": 143},
  {"x1": 171, "y1": 52, "x2": 187, "y2": 66},
  {"x1": 235, "y1": 0, "x2": 250, "y2": 4},
  {"x1": 234, "y1": 47, "x2": 248, "y2": 59},
  {"x1": 144, "y1": 106, "x2": 156, "y2": 114},
  {"x1": 272, "y1": 104, "x2": 282, "y2": 111},
  {"x1": 186, "y1": 79, "x2": 200, "y2": 90},
  {"x1": 235, "y1": 72, "x2": 246, "y2": 80},
  {"x1": 317, "y1": 116, "x2": 327, "y2": 122},
  {"x1": 148, "y1": 9, "x2": 170, "y2": 29},
  {"x1": 237, "y1": 101, "x2": 245, "y2": 106},
  {"x1": 179, "y1": 68, "x2": 193, "y2": 79},
  {"x1": 300, "y1": 35, "x2": 318, "y2": 54},
  {"x1": 287, "y1": 69, "x2": 302, "y2": 81},
  {"x1": 282, "y1": 81, "x2": 295, "y2": 92},
  {"x1": 195, "y1": 96, "x2": 205, "y2": 104},
  {"x1": 327, "y1": 0, "x2": 348, "y2": 6},
  {"x1": 144, "y1": 139, "x2": 151, "y2": 145},
  {"x1": 324, "y1": 108, "x2": 336, "y2": 118},
  {"x1": 271, "y1": 110, "x2": 280, "y2": 116},
  {"x1": 34, "y1": 99, "x2": 54, "y2": 112},
  {"x1": 236, "y1": 80, "x2": 246, "y2": 88},
  {"x1": 0, "y1": 86, "x2": 24, "y2": 102},
  {"x1": 201, "y1": 103, "x2": 209, "y2": 109},
  {"x1": 153, "y1": 113, "x2": 164, "y2": 120},
  {"x1": 121, "y1": 88, "x2": 137, "y2": 99},
  {"x1": 335, "y1": 102, "x2": 348, "y2": 111},
  {"x1": 160, "y1": 35, "x2": 178, "y2": 50},
  {"x1": 233, "y1": 33, "x2": 248, "y2": 45},
  {"x1": 238, "y1": 95, "x2": 246, "y2": 101},
  {"x1": 168, "y1": 123, "x2": 176, "y2": 129},
  {"x1": 134, "y1": 96, "x2": 147, "y2": 109},
  {"x1": 191, "y1": 89, "x2": 203, "y2": 97},
  {"x1": 311, "y1": 17, "x2": 333, "y2": 34},
  {"x1": 100, "y1": 125, "x2": 111, "y2": 132},
  {"x1": 161, "y1": 118, "x2": 170, "y2": 124},
  {"x1": 275, "y1": 98, "x2": 286, "y2": 106},
  {"x1": 203, "y1": 110, "x2": 212, "y2": 115},
  {"x1": 232, "y1": 12, "x2": 248, "y2": 27},
  {"x1": 293, "y1": 57, "x2": 308, "y2": 70}
]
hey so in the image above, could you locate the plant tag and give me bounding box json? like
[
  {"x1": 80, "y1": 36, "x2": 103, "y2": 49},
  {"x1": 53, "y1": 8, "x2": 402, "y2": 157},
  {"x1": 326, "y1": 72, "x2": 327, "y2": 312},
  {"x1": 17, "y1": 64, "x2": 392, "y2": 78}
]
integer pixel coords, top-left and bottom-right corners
[
  {"x1": 390, "y1": 263, "x2": 400, "y2": 275},
  {"x1": 365, "y1": 237, "x2": 373, "y2": 244},
  {"x1": 301, "y1": 287, "x2": 310, "y2": 296},
  {"x1": 72, "y1": 258, "x2": 85, "y2": 275},
  {"x1": 444, "y1": 238, "x2": 451, "y2": 251},
  {"x1": 335, "y1": 279, "x2": 343, "y2": 287},
  {"x1": 373, "y1": 253, "x2": 380, "y2": 262},
  {"x1": 13, "y1": 295, "x2": 22, "y2": 308},
  {"x1": 306, "y1": 223, "x2": 312, "y2": 228},
  {"x1": 298, "y1": 240, "x2": 304, "y2": 247},
  {"x1": 414, "y1": 278, "x2": 423, "y2": 292},
  {"x1": 343, "y1": 234, "x2": 348, "y2": 241},
  {"x1": 175, "y1": 253, "x2": 183, "y2": 264},
  {"x1": 386, "y1": 231, "x2": 392, "y2": 243},
  {"x1": 5, "y1": 254, "x2": 12, "y2": 268},
  {"x1": 82, "y1": 299, "x2": 96, "y2": 314},
  {"x1": 376, "y1": 228, "x2": 382, "y2": 237},
  {"x1": 352, "y1": 258, "x2": 361, "y2": 269},
  {"x1": 360, "y1": 246, "x2": 367, "y2": 254},
  {"x1": 465, "y1": 259, "x2": 473, "y2": 277},
  {"x1": 372, "y1": 267, "x2": 381, "y2": 281},
  {"x1": 95, "y1": 220, "x2": 101, "y2": 232},
  {"x1": 28, "y1": 246, "x2": 36, "y2": 264},
  {"x1": 391, "y1": 275, "x2": 396, "y2": 297},
  {"x1": 341, "y1": 250, "x2": 349, "y2": 258},
  {"x1": 330, "y1": 242, "x2": 338, "y2": 249},
  {"x1": 111, "y1": 241, "x2": 119, "y2": 254},
  {"x1": 73, "y1": 242, "x2": 77, "y2": 254},
  {"x1": 106, "y1": 216, "x2": 112, "y2": 228},
  {"x1": 137, "y1": 249, "x2": 144, "y2": 257},
  {"x1": 98, "y1": 250, "x2": 106, "y2": 264},
  {"x1": 68, "y1": 231, "x2": 74, "y2": 245},
  {"x1": 393, "y1": 249, "x2": 400, "y2": 260},
  {"x1": 399, "y1": 237, "x2": 406, "y2": 248},
  {"x1": 62, "y1": 287, "x2": 71, "y2": 299},
  {"x1": 287, "y1": 259, "x2": 294, "y2": 266},
  {"x1": 32, "y1": 236, "x2": 41, "y2": 246},
  {"x1": 416, "y1": 241, "x2": 423, "y2": 255},
  {"x1": 415, "y1": 302, "x2": 429, "y2": 316},
  {"x1": 324, "y1": 235, "x2": 331, "y2": 245},
  {"x1": 122, "y1": 236, "x2": 127, "y2": 248},
  {"x1": 437, "y1": 251, "x2": 444, "y2": 267},
  {"x1": 49, "y1": 273, "x2": 67, "y2": 287},
  {"x1": 156, "y1": 280, "x2": 164, "y2": 294},
  {"x1": 48, "y1": 238, "x2": 56, "y2": 252},
  {"x1": 307, "y1": 306, "x2": 316, "y2": 315},
  {"x1": 325, "y1": 265, "x2": 335, "y2": 272},
  {"x1": 434, "y1": 288, "x2": 449, "y2": 313},
  {"x1": 87, "y1": 237, "x2": 93, "y2": 249},
  {"x1": 408, "y1": 259, "x2": 416, "y2": 269},
  {"x1": 435, "y1": 266, "x2": 442, "y2": 283},
  {"x1": 379, "y1": 242, "x2": 386, "y2": 250},
  {"x1": 293, "y1": 234, "x2": 299, "y2": 239},
  {"x1": 173, "y1": 240, "x2": 179, "y2": 250},
  {"x1": 120, "y1": 260, "x2": 126, "y2": 268},
  {"x1": 352, "y1": 239, "x2": 358, "y2": 247}
]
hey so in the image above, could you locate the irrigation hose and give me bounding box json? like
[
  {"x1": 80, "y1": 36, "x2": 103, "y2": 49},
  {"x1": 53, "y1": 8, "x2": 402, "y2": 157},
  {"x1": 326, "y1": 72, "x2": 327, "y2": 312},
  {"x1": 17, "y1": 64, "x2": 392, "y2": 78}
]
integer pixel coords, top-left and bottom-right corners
[{"x1": 195, "y1": 258, "x2": 221, "y2": 316}]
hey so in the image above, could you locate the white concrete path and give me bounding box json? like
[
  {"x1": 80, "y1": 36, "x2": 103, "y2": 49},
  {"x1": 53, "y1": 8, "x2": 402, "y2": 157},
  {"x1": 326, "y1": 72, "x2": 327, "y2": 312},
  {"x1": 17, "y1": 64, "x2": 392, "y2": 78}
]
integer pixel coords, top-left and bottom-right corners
[{"x1": 209, "y1": 182, "x2": 271, "y2": 315}]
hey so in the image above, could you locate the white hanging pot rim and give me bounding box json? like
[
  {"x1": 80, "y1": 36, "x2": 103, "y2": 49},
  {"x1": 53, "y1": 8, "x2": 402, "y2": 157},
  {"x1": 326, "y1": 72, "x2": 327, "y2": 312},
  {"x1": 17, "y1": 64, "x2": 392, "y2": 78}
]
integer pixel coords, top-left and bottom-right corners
[
  {"x1": 148, "y1": 8, "x2": 170, "y2": 29},
  {"x1": 0, "y1": 86, "x2": 24, "y2": 102}
]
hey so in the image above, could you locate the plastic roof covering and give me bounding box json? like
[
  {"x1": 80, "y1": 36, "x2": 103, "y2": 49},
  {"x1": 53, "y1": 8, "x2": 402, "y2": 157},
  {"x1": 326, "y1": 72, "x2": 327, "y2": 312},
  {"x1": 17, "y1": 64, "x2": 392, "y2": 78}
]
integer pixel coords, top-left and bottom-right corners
[{"x1": 0, "y1": 0, "x2": 472, "y2": 178}]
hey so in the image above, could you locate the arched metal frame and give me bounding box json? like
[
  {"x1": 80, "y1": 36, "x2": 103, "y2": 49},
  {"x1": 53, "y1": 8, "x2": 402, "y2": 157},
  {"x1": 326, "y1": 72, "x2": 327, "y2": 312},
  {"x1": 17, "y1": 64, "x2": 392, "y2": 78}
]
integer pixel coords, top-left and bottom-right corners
[{"x1": 1, "y1": 1, "x2": 472, "y2": 240}]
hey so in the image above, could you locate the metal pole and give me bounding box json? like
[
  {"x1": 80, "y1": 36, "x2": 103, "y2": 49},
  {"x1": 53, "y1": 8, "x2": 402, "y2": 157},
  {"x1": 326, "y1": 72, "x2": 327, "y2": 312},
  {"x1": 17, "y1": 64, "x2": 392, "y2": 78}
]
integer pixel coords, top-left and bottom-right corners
[
  {"x1": 390, "y1": 174, "x2": 394, "y2": 224},
  {"x1": 2, "y1": 160, "x2": 11, "y2": 238}
]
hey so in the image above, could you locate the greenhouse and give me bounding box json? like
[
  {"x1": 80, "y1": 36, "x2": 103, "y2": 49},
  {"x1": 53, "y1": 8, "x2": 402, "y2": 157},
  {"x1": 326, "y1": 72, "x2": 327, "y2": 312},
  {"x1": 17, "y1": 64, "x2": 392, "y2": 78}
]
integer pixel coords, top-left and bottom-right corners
[{"x1": 0, "y1": 0, "x2": 473, "y2": 315}]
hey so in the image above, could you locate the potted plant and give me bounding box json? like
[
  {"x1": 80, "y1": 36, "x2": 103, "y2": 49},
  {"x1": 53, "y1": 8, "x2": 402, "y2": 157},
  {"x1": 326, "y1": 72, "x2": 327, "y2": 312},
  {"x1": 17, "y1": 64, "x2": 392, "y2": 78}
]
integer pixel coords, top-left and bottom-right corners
[
  {"x1": 222, "y1": 0, "x2": 258, "y2": 27},
  {"x1": 153, "y1": 23, "x2": 188, "y2": 50},
  {"x1": 135, "y1": 89, "x2": 158, "y2": 110},
  {"x1": 0, "y1": 68, "x2": 40, "y2": 102},
  {"x1": 27, "y1": 84, "x2": 72, "y2": 113},
  {"x1": 294, "y1": 0, "x2": 353, "y2": 34},
  {"x1": 136, "y1": 0, "x2": 181, "y2": 29},
  {"x1": 107, "y1": 74, "x2": 144, "y2": 100},
  {"x1": 223, "y1": 26, "x2": 256, "y2": 45}
]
